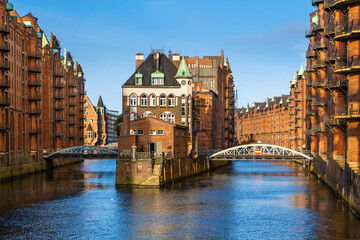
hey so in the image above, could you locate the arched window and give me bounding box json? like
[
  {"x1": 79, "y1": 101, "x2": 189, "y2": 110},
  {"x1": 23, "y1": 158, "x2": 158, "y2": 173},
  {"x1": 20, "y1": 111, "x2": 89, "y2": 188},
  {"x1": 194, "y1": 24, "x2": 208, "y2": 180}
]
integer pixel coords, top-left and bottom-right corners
[
  {"x1": 160, "y1": 94, "x2": 166, "y2": 106},
  {"x1": 168, "y1": 113, "x2": 175, "y2": 124},
  {"x1": 141, "y1": 94, "x2": 147, "y2": 106},
  {"x1": 130, "y1": 94, "x2": 137, "y2": 106},
  {"x1": 149, "y1": 94, "x2": 156, "y2": 107},
  {"x1": 130, "y1": 112, "x2": 137, "y2": 121},
  {"x1": 141, "y1": 112, "x2": 148, "y2": 118},
  {"x1": 160, "y1": 113, "x2": 167, "y2": 121},
  {"x1": 168, "y1": 94, "x2": 175, "y2": 107}
]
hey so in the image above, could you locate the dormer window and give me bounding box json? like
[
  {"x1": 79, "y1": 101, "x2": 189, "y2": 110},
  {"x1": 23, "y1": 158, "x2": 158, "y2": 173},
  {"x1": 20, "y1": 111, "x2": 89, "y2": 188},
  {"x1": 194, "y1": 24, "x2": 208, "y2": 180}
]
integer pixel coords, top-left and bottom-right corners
[
  {"x1": 151, "y1": 71, "x2": 164, "y2": 86},
  {"x1": 135, "y1": 70, "x2": 143, "y2": 86}
]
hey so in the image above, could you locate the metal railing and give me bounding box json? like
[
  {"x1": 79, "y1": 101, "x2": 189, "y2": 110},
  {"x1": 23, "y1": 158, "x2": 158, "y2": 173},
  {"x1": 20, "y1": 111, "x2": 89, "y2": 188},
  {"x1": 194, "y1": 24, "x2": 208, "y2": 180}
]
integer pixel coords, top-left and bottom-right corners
[
  {"x1": 28, "y1": 94, "x2": 41, "y2": 101},
  {"x1": 29, "y1": 128, "x2": 42, "y2": 134},
  {"x1": 28, "y1": 79, "x2": 41, "y2": 87},
  {"x1": 335, "y1": 19, "x2": 360, "y2": 38},
  {"x1": 0, "y1": 123, "x2": 10, "y2": 131},
  {"x1": 0, "y1": 24, "x2": 10, "y2": 34},
  {"x1": 28, "y1": 50, "x2": 42, "y2": 59},
  {"x1": 335, "y1": 55, "x2": 360, "y2": 71},
  {"x1": 0, "y1": 59, "x2": 10, "y2": 69},
  {"x1": 28, "y1": 108, "x2": 41, "y2": 115},
  {"x1": 28, "y1": 65, "x2": 41, "y2": 73},
  {"x1": 0, "y1": 78, "x2": 10, "y2": 88},
  {"x1": 0, "y1": 41, "x2": 10, "y2": 52},
  {"x1": 0, "y1": 96, "x2": 10, "y2": 105}
]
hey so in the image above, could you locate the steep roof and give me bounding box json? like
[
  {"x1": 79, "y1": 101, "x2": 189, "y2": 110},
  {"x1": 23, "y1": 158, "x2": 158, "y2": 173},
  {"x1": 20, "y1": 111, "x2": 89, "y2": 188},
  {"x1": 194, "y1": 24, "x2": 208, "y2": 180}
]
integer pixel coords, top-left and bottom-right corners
[
  {"x1": 86, "y1": 124, "x2": 93, "y2": 132},
  {"x1": 123, "y1": 52, "x2": 180, "y2": 87},
  {"x1": 97, "y1": 95, "x2": 105, "y2": 108},
  {"x1": 22, "y1": 12, "x2": 37, "y2": 20},
  {"x1": 175, "y1": 57, "x2": 192, "y2": 79}
]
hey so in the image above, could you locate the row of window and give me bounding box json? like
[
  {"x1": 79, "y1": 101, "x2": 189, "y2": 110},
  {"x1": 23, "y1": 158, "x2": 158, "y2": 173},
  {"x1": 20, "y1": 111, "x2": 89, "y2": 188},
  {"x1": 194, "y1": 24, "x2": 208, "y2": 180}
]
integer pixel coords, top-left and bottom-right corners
[
  {"x1": 130, "y1": 112, "x2": 175, "y2": 123},
  {"x1": 130, "y1": 129, "x2": 164, "y2": 136},
  {"x1": 130, "y1": 94, "x2": 189, "y2": 107}
]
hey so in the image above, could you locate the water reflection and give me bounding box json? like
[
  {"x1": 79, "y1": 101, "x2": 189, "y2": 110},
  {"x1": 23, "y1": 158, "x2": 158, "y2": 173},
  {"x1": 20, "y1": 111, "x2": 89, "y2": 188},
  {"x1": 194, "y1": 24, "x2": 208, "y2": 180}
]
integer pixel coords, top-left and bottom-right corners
[{"x1": 0, "y1": 160, "x2": 359, "y2": 239}]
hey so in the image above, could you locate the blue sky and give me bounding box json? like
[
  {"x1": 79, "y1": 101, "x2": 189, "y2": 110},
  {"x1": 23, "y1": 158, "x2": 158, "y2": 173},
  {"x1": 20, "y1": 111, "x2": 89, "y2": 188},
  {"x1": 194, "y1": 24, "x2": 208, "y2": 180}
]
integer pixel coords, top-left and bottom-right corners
[{"x1": 14, "y1": 0, "x2": 313, "y2": 111}]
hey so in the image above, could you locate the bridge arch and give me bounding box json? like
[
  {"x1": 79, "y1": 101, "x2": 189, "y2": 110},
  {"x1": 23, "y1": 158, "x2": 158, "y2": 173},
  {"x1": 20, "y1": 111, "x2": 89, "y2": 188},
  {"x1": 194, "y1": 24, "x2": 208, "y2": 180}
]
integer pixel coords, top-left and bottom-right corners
[
  {"x1": 45, "y1": 146, "x2": 119, "y2": 160},
  {"x1": 210, "y1": 143, "x2": 311, "y2": 161}
]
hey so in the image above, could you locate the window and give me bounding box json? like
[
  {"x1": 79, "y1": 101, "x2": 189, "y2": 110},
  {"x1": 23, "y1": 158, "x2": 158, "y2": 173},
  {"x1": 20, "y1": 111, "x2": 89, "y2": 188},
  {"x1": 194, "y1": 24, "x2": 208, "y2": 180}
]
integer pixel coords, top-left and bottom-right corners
[
  {"x1": 168, "y1": 113, "x2": 175, "y2": 124},
  {"x1": 149, "y1": 94, "x2": 156, "y2": 107},
  {"x1": 130, "y1": 94, "x2": 137, "y2": 106},
  {"x1": 138, "y1": 130, "x2": 144, "y2": 135},
  {"x1": 160, "y1": 94, "x2": 166, "y2": 106},
  {"x1": 168, "y1": 94, "x2": 175, "y2": 107},
  {"x1": 90, "y1": 118, "x2": 94, "y2": 123},
  {"x1": 86, "y1": 131, "x2": 93, "y2": 139},
  {"x1": 151, "y1": 78, "x2": 157, "y2": 85},
  {"x1": 85, "y1": 111, "x2": 88, "y2": 115},
  {"x1": 157, "y1": 129, "x2": 164, "y2": 135},
  {"x1": 135, "y1": 77, "x2": 142, "y2": 85},
  {"x1": 160, "y1": 113, "x2": 167, "y2": 121},
  {"x1": 85, "y1": 118, "x2": 88, "y2": 123},
  {"x1": 149, "y1": 129, "x2": 156, "y2": 135},
  {"x1": 141, "y1": 94, "x2": 147, "y2": 106},
  {"x1": 181, "y1": 104, "x2": 186, "y2": 116},
  {"x1": 130, "y1": 129, "x2": 136, "y2": 135},
  {"x1": 130, "y1": 112, "x2": 137, "y2": 121},
  {"x1": 141, "y1": 113, "x2": 148, "y2": 118},
  {"x1": 158, "y1": 78, "x2": 164, "y2": 85}
]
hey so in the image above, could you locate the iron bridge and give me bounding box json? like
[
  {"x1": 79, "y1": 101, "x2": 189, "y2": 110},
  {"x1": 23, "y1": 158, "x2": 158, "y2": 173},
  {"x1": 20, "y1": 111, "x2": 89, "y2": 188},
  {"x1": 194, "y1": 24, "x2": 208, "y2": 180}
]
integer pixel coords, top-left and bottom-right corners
[
  {"x1": 45, "y1": 146, "x2": 119, "y2": 160},
  {"x1": 209, "y1": 143, "x2": 311, "y2": 161}
]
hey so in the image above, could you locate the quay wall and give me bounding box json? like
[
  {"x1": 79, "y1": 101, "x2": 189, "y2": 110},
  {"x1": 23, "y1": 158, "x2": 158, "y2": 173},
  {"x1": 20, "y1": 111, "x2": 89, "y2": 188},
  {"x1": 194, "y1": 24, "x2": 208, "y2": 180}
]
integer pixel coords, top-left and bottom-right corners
[
  {"x1": 116, "y1": 156, "x2": 229, "y2": 188},
  {"x1": 312, "y1": 157, "x2": 360, "y2": 216}
]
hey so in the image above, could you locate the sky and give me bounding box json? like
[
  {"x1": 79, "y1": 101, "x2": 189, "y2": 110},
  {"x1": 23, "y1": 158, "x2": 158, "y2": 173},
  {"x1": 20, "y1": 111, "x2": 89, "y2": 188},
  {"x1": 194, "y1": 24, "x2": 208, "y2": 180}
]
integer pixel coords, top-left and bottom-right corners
[{"x1": 14, "y1": 0, "x2": 314, "y2": 112}]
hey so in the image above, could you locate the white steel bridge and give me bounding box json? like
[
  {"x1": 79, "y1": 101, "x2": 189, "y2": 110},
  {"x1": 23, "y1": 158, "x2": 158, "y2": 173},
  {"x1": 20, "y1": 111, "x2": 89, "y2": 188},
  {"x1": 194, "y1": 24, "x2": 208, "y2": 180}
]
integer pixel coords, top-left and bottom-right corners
[{"x1": 209, "y1": 143, "x2": 311, "y2": 161}]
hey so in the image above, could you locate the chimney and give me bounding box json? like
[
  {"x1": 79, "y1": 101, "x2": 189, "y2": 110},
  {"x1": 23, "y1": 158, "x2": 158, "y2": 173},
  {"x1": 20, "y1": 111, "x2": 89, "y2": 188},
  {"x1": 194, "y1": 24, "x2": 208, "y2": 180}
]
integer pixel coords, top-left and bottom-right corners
[
  {"x1": 168, "y1": 50, "x2": 172, "y2": 59},
  {"x1": 135, "y1": 53, "x2": 144, "y2": 70},
  {"x1": 156, "y1": 51, "x2": 160, "y2": 71},
  {"x1": 172, "y1": 53, "x2": 180, "y2": 68},
  {"x1": 123, "y1": 110, "x2": 130, "y2": 136}
]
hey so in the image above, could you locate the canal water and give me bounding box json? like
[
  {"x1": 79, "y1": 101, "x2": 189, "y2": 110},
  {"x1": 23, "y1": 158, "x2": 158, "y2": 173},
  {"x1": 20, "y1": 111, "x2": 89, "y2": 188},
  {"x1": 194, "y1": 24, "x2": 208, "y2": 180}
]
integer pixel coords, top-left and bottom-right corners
[{"x1": 0, "y1": 160, "x2": 359, "y2": 239}]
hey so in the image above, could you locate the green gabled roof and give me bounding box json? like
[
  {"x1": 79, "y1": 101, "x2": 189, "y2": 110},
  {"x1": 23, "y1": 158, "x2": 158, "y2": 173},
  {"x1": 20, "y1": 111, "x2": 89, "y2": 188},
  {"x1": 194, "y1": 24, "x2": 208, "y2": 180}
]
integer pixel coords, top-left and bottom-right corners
[
  {"x1": 312, "y1": 15, "x2": 319, "y2": 26},
  {"x1": 279, "y1": 99, "x2": 283, "y2": 105},
  {"x1": 135, "y1": 70, "x2": 143, "y2": 79},
  {"x1": 286, "y1": 97, "x2": 290, "y2": 103},
  {"x1": 175, "y1": 57, "x2": 192, "y2": 79},
  {"x1": 42, "y1": 32, "x2": 50, "y2": 48},
  {"x1": 265, "y1": 102, "x2": 269, "y2": 108},
  {"x1": 240, "y1": 109, "x2": 243, "y2": 114},
  {"x1": 291, "y1": 75, "x2": 297, "y2": 85},
  {"x1": 298, "y1": 66, "x2": 304, "y2": 76},
  {"x1": 151, "y1": 70, "x2": 164, "y2": 79}
]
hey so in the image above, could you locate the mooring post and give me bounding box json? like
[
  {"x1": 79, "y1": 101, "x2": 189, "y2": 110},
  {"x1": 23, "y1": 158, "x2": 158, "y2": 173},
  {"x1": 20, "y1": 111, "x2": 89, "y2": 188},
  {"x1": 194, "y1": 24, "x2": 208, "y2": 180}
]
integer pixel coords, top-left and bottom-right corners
[{"x1": 131, "y1": 145, "x2": 137, "y2": 160}]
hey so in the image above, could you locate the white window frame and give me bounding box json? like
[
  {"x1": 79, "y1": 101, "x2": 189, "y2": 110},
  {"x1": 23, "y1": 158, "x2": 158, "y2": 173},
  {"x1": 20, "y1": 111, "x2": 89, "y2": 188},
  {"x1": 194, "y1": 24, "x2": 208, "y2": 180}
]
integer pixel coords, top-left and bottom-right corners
[
  {"x1": 130, "y1": 94, "x2": 137, "y2": 106},
  {"x1": 168, "y1": 113, "x2": 175, "y2": 124},
  {"x1": 130, "y1": 112, "x2": 137, "y2": 121},
  {"x1": 141, "y1": 94, "x2": 147, "y2": 106},
  {"x1": 168, "y1": 94, "x2": 175, "y2": 107},
  {"x1": 157, "y1": 129, "x2": 164, "y2": 135},
  {"x1": 141, "y1": 113, "x2": 148, "y2": 118},
  {"x1": 149, "y1": 129, "x2": 156, "y2": 136},
  {"x1": 160, "y1": 113, "x2": 167, "y2": 121},
  {"x1": 137, "y1": 129, "x2": 144, "y2": 135},
  {"x1": 135, "y1": 78, "x2": 142, "y2": 85},
  {"x1": 149, "y1": 94, "x2": 156, "y2": 107},
  {"x1": 160, "y1": 94, "x2": 166, "y2": 107}
]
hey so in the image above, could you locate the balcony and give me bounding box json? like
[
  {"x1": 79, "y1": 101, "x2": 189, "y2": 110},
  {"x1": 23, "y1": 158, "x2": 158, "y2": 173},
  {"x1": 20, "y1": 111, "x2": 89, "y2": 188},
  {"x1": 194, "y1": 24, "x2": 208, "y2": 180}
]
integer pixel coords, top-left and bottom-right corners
[
  {"x1": 324, "y1": 25, "x2": 335, "y2": 37},
  {"x1": 28, "y1": 65, "x2": 41, "y2": 73},
  {"x1": 28, "y1": 94, "x2": 41, "y2": 101},
  {"x1": 335, "y1": 19, "x2": 360, "y2": 41},
  {"x1": 0, "y1": 78, "x2": 10, "y2": 88},
  {"x1": 54, "y1": 83, "x2": 65, "y2": 88},
  {"x1": 80, "y1": 91, "x2": 86, "y2": 96},
  {"x1": 0, "y1": 24, "x2": 10, "y2": 34},
  {"x1": 324, "y1": 0, "x2": 336, "y2": 10},
  {"x1": 54, "y1": 94, "x2": 64, "y2": 99},
  {"x1": 325, "y1": 78, "x2": 347, "y2": 91},
  {"x1": 306, "y1": 110, "x2": 317, "y2": 116},
  {"x1": 0, "y1": 123, "x2": 10, "y2": 131},
  {"x1": 55, "y1": 105, "x2": 65, "y2": 111},
  {"x1": 325, "y1": 52, "x2": 336, "y2": 63},
  {"x1": 312, "y1": 0, "x2": 324, "y2": 6},
  {"x1": 334, "y1": 105, "x2": 360, "y2": 119},
  {"x1": 295, "y1": 89, "x2": 303, "y2": 93},
  {"x1": 69, "y1": 111, "x2": 77, "y2": 116},
  {"x1": 335, "y1": 55, "x2": 360, "y2": 74},
  {"x1": 54, "y1": 70, "x2": 65, "y2": 77},
  {"x1": 313, "y1": 124, "x2": 326, "y2": 132},
  {"x1": 0, "y1": 41, "x2": 9, "y2": 52},
  {"x1": 69, "y1": 101, "x2": 77, "y2": 106},
  {"x1": 312, "y1": 99, "x2": 327, "y2": 108},
  {"x1": 313, "y1": 79, "x2": 326, "y2": 88},
  {"x1": 305, "y1": 30, "x2": 315, "y2": 38},
  {"x1": 28, "y1": 108, "x2": 41, "y2": 115},
  {"x1": 0, "y1": 59, "x2": 10, "y2": 70},
  {"x1": 294, "y1": 98, "x2": 302, "y2": 102},
  {"x1": 288, "y1": 104, "x2": 295, "y2": 108},
  {"x1": 69, "y1": 134, "x2": 77, "y2": 139},
  {"x1": 54, "y1": 116, "x2": 64, "y2": 122},
  {"x1": 0, "y1": 96, "x2": 10, "y2": 106},
  {"x1": 69, "y1": 121, "x2": 77, "y2": 126},
  {"x1": 306, "y1": 80, "x2": 313, "y2": 87},
  {"x1": 69, "y1": 92, "x2": 77, "y2": 97},
  {"x1": 324, "y1": 115, "x2": 347, "y2": 126},
  {"x1": 28, "y1": 79, "x2": 41, "y2": 87},
  {"x1": 28, "y1": 50, "x2": 42, "y2": 59},
  {"x1": 334, "y1": 0, "x2": 359, "y2": 10},
  {"x1": 69, "y1": 82, "x2": 77, "y2": 88},
  {"x1": 29, "y1": 128, "x2": 42, "y2": 135},
  {"x1": 306, "y1": 129, "x2": 317, "y2": 136},
  {"x1": 313, "y1": 41, "x2": 327, "y2": 50},
  {"x1": 54, "y1": 132, "x2": 65, "y2": 137}
]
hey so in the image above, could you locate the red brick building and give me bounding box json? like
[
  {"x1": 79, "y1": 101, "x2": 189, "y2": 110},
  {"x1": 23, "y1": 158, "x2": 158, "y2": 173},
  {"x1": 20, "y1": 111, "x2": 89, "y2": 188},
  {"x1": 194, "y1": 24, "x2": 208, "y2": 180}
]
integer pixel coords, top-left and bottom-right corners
[
  {"x1": 305, "y1": 0, "x2": 360, "y2": 172},
  {"x1": 0, "y1": 1, "x2": 85, "y2": 181},
  {"x1": 235, "y1": 95, "x2": 291, "y2": 148}
]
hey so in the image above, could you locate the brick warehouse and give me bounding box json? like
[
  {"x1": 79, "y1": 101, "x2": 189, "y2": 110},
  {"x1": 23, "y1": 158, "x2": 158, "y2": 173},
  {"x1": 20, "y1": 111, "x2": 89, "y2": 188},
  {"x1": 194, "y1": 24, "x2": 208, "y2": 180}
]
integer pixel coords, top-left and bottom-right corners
[
  {"x1": 0, "y1": 1, "x2": 85, "y2": 181},
  {"x1": 306, "y1": 0, "x2": 360, "y2": 172}
]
